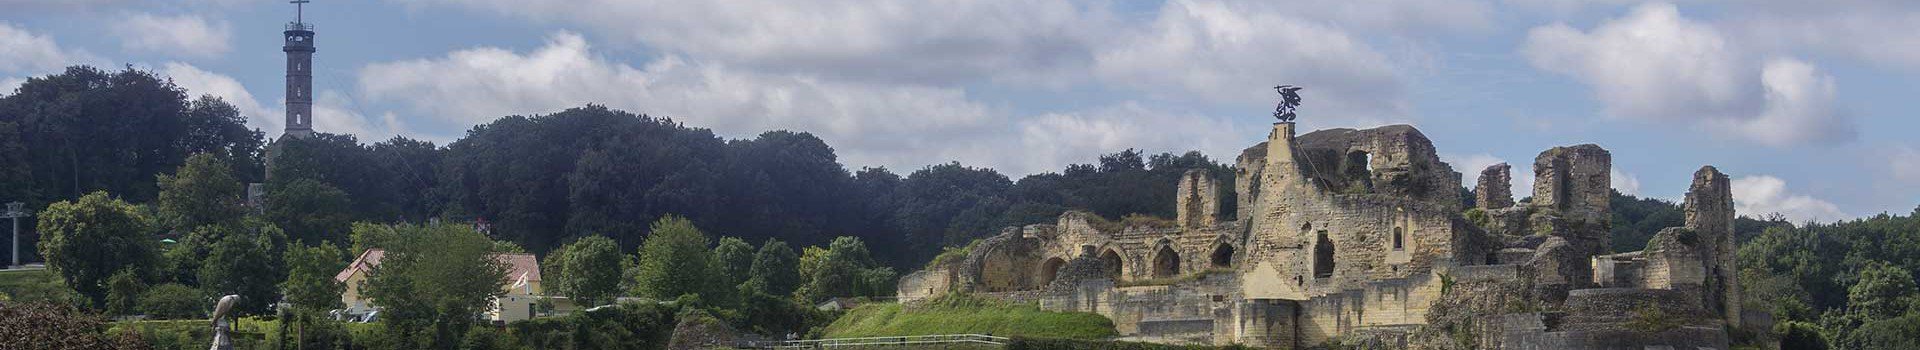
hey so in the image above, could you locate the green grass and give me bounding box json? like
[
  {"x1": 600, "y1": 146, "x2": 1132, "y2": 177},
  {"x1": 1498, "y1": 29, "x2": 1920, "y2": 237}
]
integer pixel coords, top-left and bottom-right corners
[{"x1": 823, "y1": 294, "x2": 1116, "y2": 340}]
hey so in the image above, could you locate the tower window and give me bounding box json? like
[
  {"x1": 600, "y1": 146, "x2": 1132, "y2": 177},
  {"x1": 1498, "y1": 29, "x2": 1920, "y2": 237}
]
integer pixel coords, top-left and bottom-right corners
[
  {"x1": 1314, "y1": 231, "x2": 1335, "y2": 278},
  {"x1": 1393, "y1": 227, "x2": 1404, "y2": 250}
]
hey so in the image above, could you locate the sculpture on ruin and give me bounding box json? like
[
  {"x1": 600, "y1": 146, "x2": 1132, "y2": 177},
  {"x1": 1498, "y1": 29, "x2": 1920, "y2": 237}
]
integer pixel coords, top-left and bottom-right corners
[
  {"x1": 209, "y1": 294, "x2": 238, "y2": 350},
  {"x1": 1272, "y1": 85, "x2": 1303, "y2": 122}
]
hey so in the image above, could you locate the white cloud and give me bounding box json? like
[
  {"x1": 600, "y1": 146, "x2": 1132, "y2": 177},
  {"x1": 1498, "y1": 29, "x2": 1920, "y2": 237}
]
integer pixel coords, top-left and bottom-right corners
[
  {"x1": 1520, "y1": 3, "x2": 1854, "y2": 146},
  {"x1": 358, "y1": 32, "x2": 1004, "y2": 171},
  {"x1": 1724, "y1": 1, "x2": 1920, "y2": 70},
  {"x1": 163, "y1": 62, "x2": 408, "y2": 142},
  {"x1": 162, "y1": 62, "x2": 278, "y2": 132},
  {"x1": 1731, "y1": 175, "x2": 1847, "y2": 222},
  {"x1": 1012, "y1": 102, "x2": 1247, "y2": 175},
  {"x1": 113, "y1": 13, "x2": 231, "y2": 58},
  {"x1": 0, "y1": 21, "x2": 100, "y2": 74},
  {"x1": 1611, "y1": 168, "x2": 1641, "y2": 196},
  {"x1": 1092, "y1": 0, "x2": 1408, "y2": 123},
  {"x1": 404, "y1": 0, "x2": 1110, "y2": 85},
  {"x1": 1441, "y1": 153, "x2": 1532, "y2": 198},
  {"x1": 0, "y1": 77, "x2": 23, "y2": 96}
]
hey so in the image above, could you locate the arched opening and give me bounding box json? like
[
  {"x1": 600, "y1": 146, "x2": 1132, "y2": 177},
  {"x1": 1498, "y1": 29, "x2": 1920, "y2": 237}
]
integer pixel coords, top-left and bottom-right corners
[
  {"x1": 1210, "y1": 243, "x2": 1235, "y2": 268},
  {"x1": 1393, "y1": 227, "x2": 1405, "y2": 250},
  {"x1": 1040, "y1": 257, "x2": 1067, "y2": 285},
  {"x1": 1153, "y1": 245, "x2": 1181, "y2": 278},
  {"x1": 1099, "y1": 249, "x2": 1124, "y2": 280},
  {"x1": 1313, "y1": 231, "x2": 1335, "y2": 278}
]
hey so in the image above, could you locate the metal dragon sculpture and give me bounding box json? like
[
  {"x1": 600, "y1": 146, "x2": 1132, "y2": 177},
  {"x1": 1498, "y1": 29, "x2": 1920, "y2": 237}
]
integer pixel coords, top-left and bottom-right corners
[{"x1": 1273, "y1": 85, "x2": 1304, "y2": 122}]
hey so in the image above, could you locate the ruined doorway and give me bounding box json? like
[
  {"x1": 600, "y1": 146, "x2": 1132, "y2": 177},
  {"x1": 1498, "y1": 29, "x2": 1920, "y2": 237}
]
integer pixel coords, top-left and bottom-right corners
[
  {"x1": 1099, "y1": 249, "x2": 1124, "y2": 280},
  {"x1": 1040, "y1": 257, "x2": 1067, "y2": 286},
  {"x1": 1153, "y1": 245, "x2": 1181, "y2": 278},
  {"x1": 1211, "y1": 243, "x2": 1235, "y2": 268},
  {"x1": 1314, "y1": 231, "x2": 1335, "y2": 278}
]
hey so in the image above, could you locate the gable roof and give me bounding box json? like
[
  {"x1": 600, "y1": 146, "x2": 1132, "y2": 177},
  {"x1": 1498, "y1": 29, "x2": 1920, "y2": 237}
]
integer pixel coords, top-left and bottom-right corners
[{"x1": 335, "y1": 248, "x2": 542, "y2": 283}]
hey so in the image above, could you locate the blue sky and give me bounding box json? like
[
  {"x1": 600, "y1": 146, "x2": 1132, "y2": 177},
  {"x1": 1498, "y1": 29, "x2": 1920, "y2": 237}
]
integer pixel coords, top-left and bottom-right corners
[{"x1": 2, "y1": 0, "x2": 1916, "y2": 223}]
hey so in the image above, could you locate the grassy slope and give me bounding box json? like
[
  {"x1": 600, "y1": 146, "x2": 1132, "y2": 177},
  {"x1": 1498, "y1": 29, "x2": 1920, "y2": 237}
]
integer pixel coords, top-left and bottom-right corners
[{"x1": 823, "y1": 296, "x2": 1116, "y2": 340}]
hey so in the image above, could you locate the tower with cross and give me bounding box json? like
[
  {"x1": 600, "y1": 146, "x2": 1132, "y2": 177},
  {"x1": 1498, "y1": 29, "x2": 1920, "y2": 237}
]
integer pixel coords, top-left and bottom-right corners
[{"x1": 283, "y1": 0, "x2": 316, "y2": 138}]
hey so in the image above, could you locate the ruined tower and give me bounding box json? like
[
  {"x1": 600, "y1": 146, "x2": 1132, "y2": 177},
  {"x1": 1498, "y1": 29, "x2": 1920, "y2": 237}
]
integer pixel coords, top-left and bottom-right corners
[
  {"x1": 1177, "y1": 169, "x2": 1221, "y2": 228},
  {"x1": 1475, "y1": 163, "x2": 1513, "y2": 210},
  {"x1": 282, "y1": 1, "x2": 316, "y2": 138},
  {"x1": 1684, "y1": 166, "x2": 1738, "y2": 327}
]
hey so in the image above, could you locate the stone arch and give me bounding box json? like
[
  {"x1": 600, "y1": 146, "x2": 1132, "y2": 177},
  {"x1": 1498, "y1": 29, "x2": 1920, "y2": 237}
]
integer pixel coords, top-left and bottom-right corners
[
  {"x1": 1210, "y1": 242, "x2": 1236, "y2": 268},
  {"x1": 1039, "y1": 257, "x2": 1068, "y2": 285},
  {"x1": 1099, "y1": 248, "x2": 1124, "y2": 280},
  {"x1": 1153, "y1": 245, "x2": 1181, "y2": 278},
  {"x1": 979, "y1": 253, "x2": 1020, "y2": 292},
  {"x1": 1313, "y1": 231, "x2": 1335, "y2": 278}
]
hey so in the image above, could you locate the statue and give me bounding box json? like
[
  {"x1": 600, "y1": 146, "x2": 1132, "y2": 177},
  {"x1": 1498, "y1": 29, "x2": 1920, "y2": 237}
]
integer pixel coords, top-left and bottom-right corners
[
  {"x1": 210, "y1": 295, "x2": 238, "y2": 350},
  {"x1": 1272, "y1": 85, "x2": 1304, "y2": 122}
]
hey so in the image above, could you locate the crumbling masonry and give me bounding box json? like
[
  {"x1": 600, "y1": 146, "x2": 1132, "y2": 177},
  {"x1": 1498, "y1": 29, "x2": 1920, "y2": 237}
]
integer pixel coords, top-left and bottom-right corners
[{"x1": 898, "y1": 122, "x2": 1758, "y2": 349}]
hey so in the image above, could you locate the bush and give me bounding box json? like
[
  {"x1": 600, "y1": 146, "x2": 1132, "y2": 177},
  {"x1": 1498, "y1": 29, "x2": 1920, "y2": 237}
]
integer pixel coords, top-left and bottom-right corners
[
  {"x1": 1775, "y1": 321, "x2": 1829, "y2": 350},
  {"x1": 138, "y1": 283, "x2": 206, "y2": 319},
  {"x1": 0, "y1": 302, "x2": 150, "y2": 349},
  {"x1": 509, "y1": 301, "x2": 679, "y2": 350}
]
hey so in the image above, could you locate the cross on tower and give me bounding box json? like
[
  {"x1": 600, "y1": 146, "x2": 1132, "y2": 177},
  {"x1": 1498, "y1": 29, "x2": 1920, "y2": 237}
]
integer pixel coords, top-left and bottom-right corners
[{"x1": 292, "y1": 0, "x2": 310, "y2": 23}]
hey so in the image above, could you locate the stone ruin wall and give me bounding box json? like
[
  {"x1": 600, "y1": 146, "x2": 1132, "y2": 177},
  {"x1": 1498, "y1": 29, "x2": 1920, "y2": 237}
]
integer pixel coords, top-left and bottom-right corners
[{"x1": 895, "y1": 121, "x2": 1747, "y2": 349}]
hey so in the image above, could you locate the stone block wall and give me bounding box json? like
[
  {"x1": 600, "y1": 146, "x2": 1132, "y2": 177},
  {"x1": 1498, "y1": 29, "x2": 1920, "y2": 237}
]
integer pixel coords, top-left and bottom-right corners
[{"x1": 1178, "y1": 169, "x2": 1222, "y2": 228}]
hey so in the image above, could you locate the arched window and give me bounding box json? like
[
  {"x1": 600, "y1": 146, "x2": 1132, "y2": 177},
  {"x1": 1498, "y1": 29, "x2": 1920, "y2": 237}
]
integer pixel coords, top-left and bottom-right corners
[
  {"x1": 1153, "y1": 246, "x2": 1180, "y2": 278},
  {"x1": 1099, "y1": 249, "x2": 1123, "y2": 280},
  {"x1": 1040, "y1": 258, "x2": 1067, "y2": 285},
  {"x1": 1211, "y1": 243, "x2": 1235, "y2": 268},
  {"x1": 1314, "y1": 231, "x2": 1335, "y2": 278}
]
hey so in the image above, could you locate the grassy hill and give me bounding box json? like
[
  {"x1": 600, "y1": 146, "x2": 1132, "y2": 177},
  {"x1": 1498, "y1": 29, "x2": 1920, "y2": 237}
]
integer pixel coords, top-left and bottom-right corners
[{"x1": 823, "y1": 294, "x2": 1116, "y2": 340}]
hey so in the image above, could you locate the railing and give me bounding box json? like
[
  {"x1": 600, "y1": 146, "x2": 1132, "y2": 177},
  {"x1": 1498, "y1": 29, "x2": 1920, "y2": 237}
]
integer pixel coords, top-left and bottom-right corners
[
  {"x1": 286, "y1": 22, "x2": 313, "y2": 31},
  {"x1": 738, "y1": 334, "x2": 1010, "y2": 349}
]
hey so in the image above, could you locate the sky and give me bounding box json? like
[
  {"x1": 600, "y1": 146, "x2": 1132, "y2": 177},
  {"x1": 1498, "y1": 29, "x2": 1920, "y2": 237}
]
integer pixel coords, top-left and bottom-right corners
[{"x1": 1, "y1": 0, "x2": 1916, "y2": 223}]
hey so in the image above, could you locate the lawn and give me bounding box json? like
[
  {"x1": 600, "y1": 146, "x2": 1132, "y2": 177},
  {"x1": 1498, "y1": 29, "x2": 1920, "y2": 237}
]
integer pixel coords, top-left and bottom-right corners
[{"x1": 823, "y1": 294, "x2": 1116, "y2": 340}]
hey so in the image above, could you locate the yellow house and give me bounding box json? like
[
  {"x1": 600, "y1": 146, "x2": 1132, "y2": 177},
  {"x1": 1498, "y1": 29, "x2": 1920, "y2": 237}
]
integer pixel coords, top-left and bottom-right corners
[{"x1": 335, "y1": 248, "x2": 551, "y2": 322}]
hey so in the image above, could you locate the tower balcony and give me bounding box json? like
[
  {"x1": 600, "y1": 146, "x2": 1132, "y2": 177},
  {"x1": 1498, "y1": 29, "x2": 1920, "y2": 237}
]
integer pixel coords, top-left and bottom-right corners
[{"x1": 286, "y1": 22, "x2": 313, "y2": 31}]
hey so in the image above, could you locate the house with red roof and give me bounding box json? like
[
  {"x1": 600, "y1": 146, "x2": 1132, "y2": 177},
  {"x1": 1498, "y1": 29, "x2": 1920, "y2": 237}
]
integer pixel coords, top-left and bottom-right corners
[{"x1": 335, "y1": 248, "x2": 558, "y2": 322}]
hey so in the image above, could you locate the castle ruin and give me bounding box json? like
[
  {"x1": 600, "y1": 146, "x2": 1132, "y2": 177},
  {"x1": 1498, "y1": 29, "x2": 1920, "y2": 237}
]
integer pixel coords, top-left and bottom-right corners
[{"x1": 898, "y1": 122, "x2": 1756, "y2": 349}]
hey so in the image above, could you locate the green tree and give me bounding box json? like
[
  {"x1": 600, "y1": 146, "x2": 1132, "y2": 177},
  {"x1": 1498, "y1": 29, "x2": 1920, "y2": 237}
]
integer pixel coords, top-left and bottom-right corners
[
  {"x1": 361, "y1": 223, "x2": 510, "y2": 349},
  {"x1": 746, "y1": 239, "x2": 800, "y2": 297},
  {"x1": 36, "y1": 191, "x2": 159, "y2": 308},
  {"x1": 0, "y1": 66, "x2": 263, "y2": 204},
  {"x1": 713, "y1": 237, "x2": 754, "y2": 289},
  {"x1": 137, "y1": 283, "x2": 206, "y2": 319},
  {"x1": 1848, "y1": 261, "x2": 1918, "y2": 320},
  {"x1": 632, "y1": 216, "x2": 712, "y2": 300},
  {"x1": 797, "y1": 237, "x2": 897, "y2": 302},
  {"x1": 551, "y1": 235, "x2": 622, "y2": 306},
  {"x1": 196, "y1": 221, "x2": 288, "y2": 315},
  {"x1": 103, "y1": 269, "x2": 145, "y2": 316},
  {"x1": 265, "y1": 178, "x2": 353, "y2": 246},
  {"x1": 281, "y1": 242, "x2": 347, "y2": 313},
  {"x1": 154, "y1": 153, "x2": 246, "y2": 231}
]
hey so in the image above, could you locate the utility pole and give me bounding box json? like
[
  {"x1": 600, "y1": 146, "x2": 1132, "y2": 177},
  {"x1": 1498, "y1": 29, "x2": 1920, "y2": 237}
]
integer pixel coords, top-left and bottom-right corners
[{"x1": 3, "y1": 202, "x2": 28, "y2": 268}]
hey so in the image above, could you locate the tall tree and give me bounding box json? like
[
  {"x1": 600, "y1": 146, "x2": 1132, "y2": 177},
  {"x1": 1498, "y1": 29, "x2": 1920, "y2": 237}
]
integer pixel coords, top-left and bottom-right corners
[
  {"x1": 0, "y1": 66, "x2": 263, "y2": 204},
  {"x1": 195, "y1": 221, "x2": 288, "y2": 315},
  {"x1": 550, "y1": 235, "x2": 622, "y2": 306},
  {"x1": 713, "y1": 237, "x2": 755, "y2": 289},
  {"x1": 746, "y1": 239, "x2": 800, "y2": 297},
  {"x1": 155, "y1": 153, "x2": 246, "y2": 232},
  {"x1": 631, "y1": 216, "x2": 712, "y2": 299},
  {"x1": 35, "y1": 191, "x2": 160, "y2": 308},
  {"x1": 361, "y1": 223, "x2": 510, "y2": 349},
  {"x1": 265, "y1": 178, "x2": 353, "y2": 246}
]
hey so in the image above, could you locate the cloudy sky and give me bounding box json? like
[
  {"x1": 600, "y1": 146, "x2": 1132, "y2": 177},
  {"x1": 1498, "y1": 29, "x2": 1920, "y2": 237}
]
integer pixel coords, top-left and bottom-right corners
[{"x1": 2, "y1": 0, "x2": 1916, "y2": 223}]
